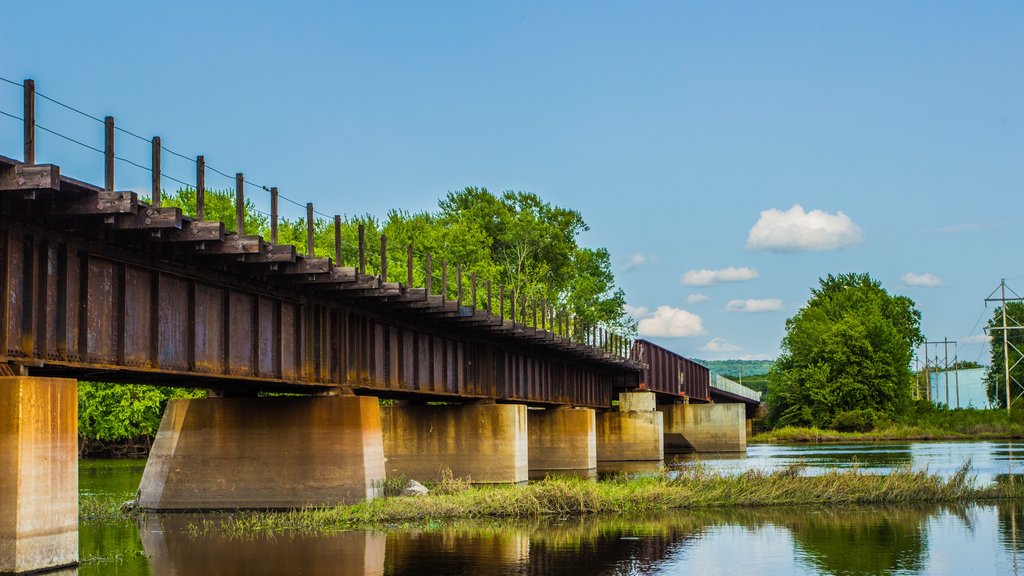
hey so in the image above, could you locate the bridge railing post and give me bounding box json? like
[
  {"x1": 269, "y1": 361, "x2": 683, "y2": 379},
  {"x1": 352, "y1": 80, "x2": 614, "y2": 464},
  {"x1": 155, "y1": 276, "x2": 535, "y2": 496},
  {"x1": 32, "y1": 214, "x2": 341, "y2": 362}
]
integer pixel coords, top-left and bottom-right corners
[
  {"x1": 380, "y1": 235, "x2": 387, "y2": 281},
  {"x1": 306, "y1": 203, "x2": 315, "y2": 257},
  {"x1": 235, "y1": 173, "x2": 244, "y2": 235},
  {"x1": 334, "y1": 215, "x2": 342, "y2": 266},
  {"x1": 358, "y1": 224, "x2": 366, "y2": 275},
  {"x1": 196, "y1": 155, "x2": 205, "y2": 220},
  {"x1": 23, "y1": 79, "x2": 35, "y2": 164},
  {"x1": 270, "y1": 187, "x2": 278, "y2": 244},
  {"x1": 151, "y1": 137, "x2": 161, "y2": 207},
  {"x1": 104, "y1": 116, "x2": 114, "y2": 191},
  {"x1": 456, "y1": 265, "x2": 462, "y2": 305}
]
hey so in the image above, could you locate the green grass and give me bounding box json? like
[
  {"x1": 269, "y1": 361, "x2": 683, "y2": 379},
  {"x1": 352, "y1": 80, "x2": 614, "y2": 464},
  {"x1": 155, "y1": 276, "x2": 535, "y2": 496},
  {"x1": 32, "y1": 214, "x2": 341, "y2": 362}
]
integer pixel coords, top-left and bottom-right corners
[
  {"x1": 184, "y1": 463, "x2": 1024, "y2": 536},
  {"x1": 80, "y1": 494, "x2": 136, "y2": 522},
  {"x1": 754, "y1": 407, "x2": 1024, "y2": 443}
]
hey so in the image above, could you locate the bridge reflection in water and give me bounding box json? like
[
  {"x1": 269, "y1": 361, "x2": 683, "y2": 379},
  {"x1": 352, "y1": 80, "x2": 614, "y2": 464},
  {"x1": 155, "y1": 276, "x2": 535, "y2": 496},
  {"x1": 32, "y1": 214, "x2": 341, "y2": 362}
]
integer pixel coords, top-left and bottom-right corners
[{"x1": 64, "y1": 504, "x2": 1024, "y2": 576}]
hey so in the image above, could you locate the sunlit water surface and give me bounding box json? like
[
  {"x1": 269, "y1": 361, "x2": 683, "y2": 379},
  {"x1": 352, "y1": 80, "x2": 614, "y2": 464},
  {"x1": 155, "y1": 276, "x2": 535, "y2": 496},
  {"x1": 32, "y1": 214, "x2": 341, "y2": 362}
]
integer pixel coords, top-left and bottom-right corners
[{"x1": 71, "y1": 442, "x2": 1024, "y2": 575}]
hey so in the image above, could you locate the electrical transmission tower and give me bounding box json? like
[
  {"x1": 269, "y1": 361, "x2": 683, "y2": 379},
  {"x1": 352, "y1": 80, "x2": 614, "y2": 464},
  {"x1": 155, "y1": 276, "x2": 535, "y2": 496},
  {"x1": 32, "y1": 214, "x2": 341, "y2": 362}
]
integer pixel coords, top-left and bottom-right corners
[
  {"x1": 921, "y1": 338, "x2": 958, "y2": 408},
  {"x1": 985, "y1": 279, "x2": 1024, "y2": 414}
]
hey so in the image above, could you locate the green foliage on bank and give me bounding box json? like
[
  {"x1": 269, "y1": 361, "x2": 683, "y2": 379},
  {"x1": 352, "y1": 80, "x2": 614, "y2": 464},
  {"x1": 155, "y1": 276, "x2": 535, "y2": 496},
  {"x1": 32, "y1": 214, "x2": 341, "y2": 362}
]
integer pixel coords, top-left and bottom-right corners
[
  {"x1": 765, "y1": 273, "x2": 924, "y2": 429},
  {"x1": 753, "y1": 401, "x2": 1024, "y2": 443},
  {"x1": 78, "y1": 383, "x2": 201, "y2": 452},
  {"x1": 171, "y1": 463, "x2": 1022, "y2": 535}
]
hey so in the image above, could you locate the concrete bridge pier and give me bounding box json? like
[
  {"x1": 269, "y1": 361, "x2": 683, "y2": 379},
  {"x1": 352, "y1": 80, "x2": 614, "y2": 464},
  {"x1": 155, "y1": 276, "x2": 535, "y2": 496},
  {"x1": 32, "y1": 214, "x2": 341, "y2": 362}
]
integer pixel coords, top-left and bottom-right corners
[
  {"x1": 137, "y1": 395, "x2": 385, "y2": 509},
  {"x1": 659, "y1": 402, "x2": 747, "y2": 453},
  {"x1": 0, "y1": 376, "x2": 78, "y2": 574},
  {"x1": 380, "y1": 403, "x2": 528, "y2": 483},
  {"x1": 527, "y1": 407, "x2": 597, "y2": 474},
  {"x1": 596, "y1": 392, "x2": 664, "y2": 464}
]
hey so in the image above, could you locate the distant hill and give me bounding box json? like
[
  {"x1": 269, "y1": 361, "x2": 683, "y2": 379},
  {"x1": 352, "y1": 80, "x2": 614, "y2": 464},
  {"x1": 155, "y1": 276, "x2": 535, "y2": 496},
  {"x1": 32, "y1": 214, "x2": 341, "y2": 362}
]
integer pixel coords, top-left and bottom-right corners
[{"x1": 695, "y1": 359, "x2": 774, "y2": 379}]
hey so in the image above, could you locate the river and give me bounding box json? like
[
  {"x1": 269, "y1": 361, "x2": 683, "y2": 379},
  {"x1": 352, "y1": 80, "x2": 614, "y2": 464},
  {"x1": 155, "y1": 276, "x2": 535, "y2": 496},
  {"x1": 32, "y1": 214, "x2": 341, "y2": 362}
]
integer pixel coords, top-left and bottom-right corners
[{"x1": 73, "y1": 441, "x2": 1024, "y2": 575}]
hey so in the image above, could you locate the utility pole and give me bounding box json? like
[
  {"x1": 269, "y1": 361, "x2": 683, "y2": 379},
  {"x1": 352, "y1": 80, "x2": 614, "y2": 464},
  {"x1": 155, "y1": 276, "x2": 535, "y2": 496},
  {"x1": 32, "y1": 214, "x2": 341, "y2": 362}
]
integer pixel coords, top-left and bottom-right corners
[{"x1": 985, "y1": 279, "x2": 1024, "y2": 414}]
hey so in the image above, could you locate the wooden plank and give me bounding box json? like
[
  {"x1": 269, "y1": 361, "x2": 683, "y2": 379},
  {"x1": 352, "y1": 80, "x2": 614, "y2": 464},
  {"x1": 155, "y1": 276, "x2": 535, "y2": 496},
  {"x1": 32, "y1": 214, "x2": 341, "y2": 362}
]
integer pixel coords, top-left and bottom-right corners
[
  {"x1": 0, "y1": 164, "x2": 60, "y2": 192},
  {"x1": 275, "y1": 257, "x2": 332, "y2": 275},
  {"x1": 239, "y1": 244, "x2": 297, "y2": 264},
  {"x1": 195, "y1": 235, "x2": 265, "y2": 255},
  {"x1": 284, "y1": 267, "x2": 358, "y2": 285},
  {"x1": 52, "y1": 190, "x2": 138, "y2": 216},
  {"x1": 161, "y1": 220, "x2": 226, "y2": 242},
  {"x1": 108, "y1": 206, "x2": 182, "y2": 230}
]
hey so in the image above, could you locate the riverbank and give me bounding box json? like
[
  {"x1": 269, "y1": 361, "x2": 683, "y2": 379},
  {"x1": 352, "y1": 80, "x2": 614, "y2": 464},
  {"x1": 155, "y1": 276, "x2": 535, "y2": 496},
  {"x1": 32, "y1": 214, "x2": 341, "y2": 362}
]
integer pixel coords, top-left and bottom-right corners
[
  {"x1": 95, "y1": 463, "x2": 1017, "y2": 535},
  {"x1": 752, "y1": 425, "x2": 1024, "y2": 444}
]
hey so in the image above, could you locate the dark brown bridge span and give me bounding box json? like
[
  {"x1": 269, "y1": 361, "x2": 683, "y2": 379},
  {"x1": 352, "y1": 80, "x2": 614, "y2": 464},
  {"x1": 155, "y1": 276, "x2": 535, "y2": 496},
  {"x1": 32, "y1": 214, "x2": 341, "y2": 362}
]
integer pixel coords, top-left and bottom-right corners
[{"x1": 0, "y1": 155, "x2": 639, "y2": 408}]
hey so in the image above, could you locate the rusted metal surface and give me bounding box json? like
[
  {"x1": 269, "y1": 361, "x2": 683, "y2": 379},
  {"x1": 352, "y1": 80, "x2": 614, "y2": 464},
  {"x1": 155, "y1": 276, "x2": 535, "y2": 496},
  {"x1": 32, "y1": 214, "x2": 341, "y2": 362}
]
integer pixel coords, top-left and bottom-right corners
[
  {"x1": 0, "y1": 217, "x2": 622, "y2": 408},
  {"x1": 631, "y1": 339, "x2": 711, "y2": 401}
]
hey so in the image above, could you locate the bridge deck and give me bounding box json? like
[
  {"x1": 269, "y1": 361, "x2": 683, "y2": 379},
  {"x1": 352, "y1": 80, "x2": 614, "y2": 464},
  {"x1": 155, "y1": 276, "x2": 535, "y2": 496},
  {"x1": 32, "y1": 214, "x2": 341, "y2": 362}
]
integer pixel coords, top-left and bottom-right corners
[{"x1": 0, "y1": 155, "x2": 638, "y2": 408}]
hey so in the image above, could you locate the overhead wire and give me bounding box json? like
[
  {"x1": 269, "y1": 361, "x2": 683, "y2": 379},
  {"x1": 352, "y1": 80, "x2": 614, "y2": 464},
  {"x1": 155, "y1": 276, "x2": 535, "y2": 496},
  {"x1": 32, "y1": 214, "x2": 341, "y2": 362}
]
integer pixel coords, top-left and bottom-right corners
[{"x1": 2, "y1": 80, "x2": 609, "y2": 342}]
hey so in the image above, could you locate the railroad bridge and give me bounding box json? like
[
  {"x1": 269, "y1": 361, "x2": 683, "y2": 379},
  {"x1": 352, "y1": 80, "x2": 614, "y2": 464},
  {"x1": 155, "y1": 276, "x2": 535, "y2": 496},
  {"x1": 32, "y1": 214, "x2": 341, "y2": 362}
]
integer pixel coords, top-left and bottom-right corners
[{"x1": 0, "y1": 79, "x2": 761, "y2": 574}]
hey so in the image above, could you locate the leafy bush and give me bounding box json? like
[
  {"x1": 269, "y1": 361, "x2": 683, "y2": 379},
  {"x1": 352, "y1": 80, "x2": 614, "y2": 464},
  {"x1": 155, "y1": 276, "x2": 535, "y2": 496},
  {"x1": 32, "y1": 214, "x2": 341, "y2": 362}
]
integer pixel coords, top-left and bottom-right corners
[{"x1": 830, "y1": 409, "x2": 878, "y2": 432}]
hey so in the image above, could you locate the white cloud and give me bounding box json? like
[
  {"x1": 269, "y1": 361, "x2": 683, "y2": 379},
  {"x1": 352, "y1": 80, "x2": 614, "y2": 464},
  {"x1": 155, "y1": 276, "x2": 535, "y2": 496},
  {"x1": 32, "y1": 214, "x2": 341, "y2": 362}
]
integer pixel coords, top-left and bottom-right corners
[
  {"x1": 637, "y1": 306, "x2": 705, "y2": 338},
  {"x1": 962, "y1": 334, "x2": 992, "y2": 345},
  {"x1": 624, "y1": 304, "x2": 649, "y2": 318},
  {"x1": 902, "y1": 273, "x2": 942, "y2": 288},
  {"x1": 622, "y1": 253, "x2": 654, "y2": 272},
  {"x1": 681, "y1": 267, "x2": 759, "y2": 286},
  {"x1": 700, "y1": 338, "x2": 742, "y2": 353},
  {"x1": 687, "y1": 293, "x2": 710, "y2": 304},
  {"x1": 746, "y1": 204, "x2": 863, "y2": 252},
  {"x1": 726, "y1": 298, "x2": 784, "y2": 313}
]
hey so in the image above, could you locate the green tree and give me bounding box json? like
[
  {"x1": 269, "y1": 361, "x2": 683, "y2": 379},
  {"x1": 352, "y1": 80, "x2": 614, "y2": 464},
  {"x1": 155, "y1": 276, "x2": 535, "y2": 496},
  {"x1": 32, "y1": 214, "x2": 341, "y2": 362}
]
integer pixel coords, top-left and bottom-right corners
[
  {"x1": 766, "y1": 273, "x2": 924, "y2": 428},
  {"x1": 984, "y1": 302, "x2": 1024, "y2": 409}
]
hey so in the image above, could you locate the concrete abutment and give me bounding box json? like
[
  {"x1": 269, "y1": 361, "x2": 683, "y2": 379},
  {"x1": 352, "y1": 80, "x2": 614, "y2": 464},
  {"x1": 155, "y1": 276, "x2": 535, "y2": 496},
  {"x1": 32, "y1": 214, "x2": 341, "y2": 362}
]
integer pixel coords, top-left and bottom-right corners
[
  {"x1": 528, "y1": 407, "x2": 597, "y2": 473},
  {"x1": 0, "y1": 377, "x2": 78, "y2": 574},
  {"x1": 137, "y1": 395, "x2": 385, "y2": 510},
  {"x1": 596, "y1": 392, "x2": 664, "y2": 463},
  {"x1": 659, "y1": 402, "x2": 747, "y2": 453},
  {"x1": 380, "y1": 403, "x2": 529, "y2": 483}
]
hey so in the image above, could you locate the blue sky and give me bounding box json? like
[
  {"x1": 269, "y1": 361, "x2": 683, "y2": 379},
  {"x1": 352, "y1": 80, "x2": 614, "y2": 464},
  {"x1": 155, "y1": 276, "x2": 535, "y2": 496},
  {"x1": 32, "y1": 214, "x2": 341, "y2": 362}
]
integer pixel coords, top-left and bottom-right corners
[{"x1": 1, "y1": 1, "x2": 1021, "y2": 364}]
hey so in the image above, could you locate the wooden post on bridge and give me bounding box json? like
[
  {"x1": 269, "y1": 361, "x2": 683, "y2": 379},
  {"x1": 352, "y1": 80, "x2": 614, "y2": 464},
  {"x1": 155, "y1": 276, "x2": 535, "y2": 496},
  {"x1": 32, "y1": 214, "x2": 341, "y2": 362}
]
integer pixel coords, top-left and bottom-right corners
[
  {"x1": 358, "y1": 224, "x2": 366, "y2": 275},
  {"x1": 499, "y1": 286, "x2": 505, "y2": 320},
  {"x1": 104, "y1": 116, "x2": 114, "y2": 191},
  {"x1": 306, "y1": 203, "x2": 315, "y2": 257},
  {"x1": 235, "y1": 173, "x2": 244, "y2": 235},
  {"x1": 151, "y1": 137, "x2": 161, "y2": 207},
  {"x1": 380, "y1": 235, "x2": 387, "y2": 281},
  {"x1": 486, "y1": 279, "x2": 492, "y2": 313},
  {"x1": 456, "y1": 265, "x2": 462, "y2": 305},
  {"x1": 270, "y1": 187, "x2": 278, "y2": 244},
  {"x1": 541, "y1": 300, "x2": 546, "y2": 331},
  {"x1": 334, "y1": 215, "x2": 342, "y2": 265},
  {"x1": 196, "y1": 155, "x2": 205, "y2": 221},
  {"x1": 23, "y1": 79, "x2": 35, "y2": 164}
]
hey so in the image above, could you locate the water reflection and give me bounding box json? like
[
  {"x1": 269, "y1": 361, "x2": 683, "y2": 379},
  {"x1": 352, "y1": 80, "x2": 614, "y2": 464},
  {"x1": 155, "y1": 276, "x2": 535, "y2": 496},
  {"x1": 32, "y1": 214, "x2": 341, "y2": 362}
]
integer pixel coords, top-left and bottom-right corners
[
  {"x1": 672, "y1": 441, "x2": 1024, "y2": 485},
  {"x1": 74, "y1": 447, "x2": 1024, "y2": 575}
]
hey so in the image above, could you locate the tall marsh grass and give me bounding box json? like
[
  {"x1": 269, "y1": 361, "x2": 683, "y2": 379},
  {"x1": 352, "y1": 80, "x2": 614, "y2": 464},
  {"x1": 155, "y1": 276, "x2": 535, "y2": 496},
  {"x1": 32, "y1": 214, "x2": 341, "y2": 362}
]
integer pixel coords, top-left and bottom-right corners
[{"x1": 191, "y1": 462, "x2": 1024, "y2": 536}]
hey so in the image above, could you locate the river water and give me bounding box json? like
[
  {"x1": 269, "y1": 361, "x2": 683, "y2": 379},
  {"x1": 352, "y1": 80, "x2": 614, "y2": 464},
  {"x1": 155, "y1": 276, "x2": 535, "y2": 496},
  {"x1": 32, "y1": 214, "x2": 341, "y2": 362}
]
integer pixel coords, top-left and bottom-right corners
[{"x1": 74, "y1": 441, "x2": 1024, "y2": 575}]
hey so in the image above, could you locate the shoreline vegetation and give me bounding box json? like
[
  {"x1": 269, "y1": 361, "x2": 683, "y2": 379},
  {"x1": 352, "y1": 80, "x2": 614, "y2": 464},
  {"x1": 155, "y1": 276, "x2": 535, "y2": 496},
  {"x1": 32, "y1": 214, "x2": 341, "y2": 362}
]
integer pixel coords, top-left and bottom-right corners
[
  {"x1": 753, "y1": 407, "x2": 1024, "y2": 444},
  {"x1": 82, "y1": 463, "x2": 1024, "y2": 535},
  {"x1": 752, "y1": 425, "x2": 1024, "y2": 444}
]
